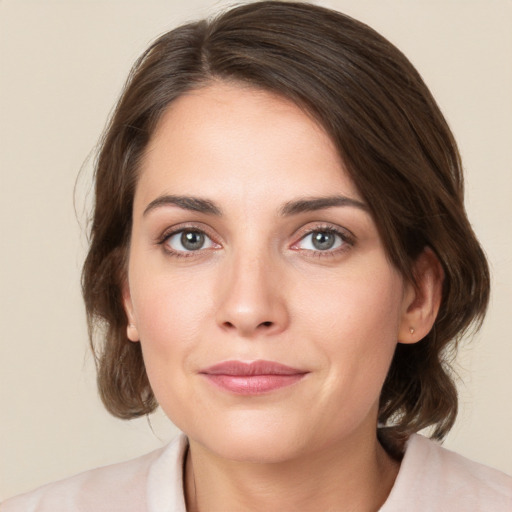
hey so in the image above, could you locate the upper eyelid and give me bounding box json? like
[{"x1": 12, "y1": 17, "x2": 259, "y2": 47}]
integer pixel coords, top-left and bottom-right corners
[
  {"x1": 156, "y1": 222, "x2": 219, "y2": 244},
  {"x1": 292, "y1": 223, "x2": 356, "y2": 242}
]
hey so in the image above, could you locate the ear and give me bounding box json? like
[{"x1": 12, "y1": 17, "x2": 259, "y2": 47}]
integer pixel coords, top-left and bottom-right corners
[
  {"x1": 122, "y1": 280, "x2": 140, "y2": 342},
  {"x1": 398, "y1": 247, "x2": 444, "y2": 344}
]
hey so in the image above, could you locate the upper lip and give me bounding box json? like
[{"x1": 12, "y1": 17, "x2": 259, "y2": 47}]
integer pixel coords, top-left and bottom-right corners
[{"x1": 200, "y1": 360, "x2": 308, "y2": 376}]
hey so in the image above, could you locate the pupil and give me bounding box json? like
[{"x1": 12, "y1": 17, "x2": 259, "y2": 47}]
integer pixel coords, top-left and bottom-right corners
[
  {"x1": 181, "y1": 231, "x2": 204, "y2": 250},
  {"x1": 312, "y1": 231, "x2": 335, "y2": 250}
]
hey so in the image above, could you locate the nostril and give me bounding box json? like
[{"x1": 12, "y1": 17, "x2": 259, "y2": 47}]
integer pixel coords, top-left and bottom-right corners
[{"x1": 260, "y1": 321, "x2": 273, "y2": 328}]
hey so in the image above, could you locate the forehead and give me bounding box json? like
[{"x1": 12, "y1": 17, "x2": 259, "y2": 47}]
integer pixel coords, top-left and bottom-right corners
[{"x1": 136, "y1": 82, "x2": 361, "y2": 209}]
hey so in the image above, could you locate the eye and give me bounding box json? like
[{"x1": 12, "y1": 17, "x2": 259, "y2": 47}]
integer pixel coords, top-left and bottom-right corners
[
  {"x1": 295, "y1": 229, "x2": 345, "y2": 252},
  {"x1": 164, "y1": 229, "x2": 217, "y2": 253}
]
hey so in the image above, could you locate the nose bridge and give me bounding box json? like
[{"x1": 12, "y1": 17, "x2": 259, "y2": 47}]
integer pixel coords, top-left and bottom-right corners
[{"x1": 216, "y1": 242, "x2": 288, "y2": 337}]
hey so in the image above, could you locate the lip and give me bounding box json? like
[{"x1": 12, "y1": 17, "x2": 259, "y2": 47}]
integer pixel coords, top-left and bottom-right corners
[{"x1": 199, "y1": 360, "x2": 309, "y2": 395}]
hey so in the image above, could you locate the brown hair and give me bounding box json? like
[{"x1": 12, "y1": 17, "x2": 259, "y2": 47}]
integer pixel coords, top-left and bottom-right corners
[{"x1": 82, "y1": 1, "x2": 489, "y2": 452}]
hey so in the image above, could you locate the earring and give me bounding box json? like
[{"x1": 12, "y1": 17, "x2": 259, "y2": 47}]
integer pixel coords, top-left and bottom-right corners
[
  {"x1": 128, "y1": 323, "x2": 135, "y2": 329},
  {"x1": 409, "y1": 327, "x2": 415, "y2": 335}
]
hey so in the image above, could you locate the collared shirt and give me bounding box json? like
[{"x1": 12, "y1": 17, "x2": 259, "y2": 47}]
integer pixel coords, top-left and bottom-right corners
[{"x1": 2, "y1": 434, "x2": 511, "y2": 511}]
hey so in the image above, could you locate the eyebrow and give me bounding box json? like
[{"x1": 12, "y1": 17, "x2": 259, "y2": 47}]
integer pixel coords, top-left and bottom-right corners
[
  {"x1": 143, "y1": 194, "x2": 368, "y2": 217},
  {"x1": 143, "y1": 195, "x2": 222, "y2": 216},
  {"x1": 279, "y1": 195, "x2": 368, "y2": 216}
]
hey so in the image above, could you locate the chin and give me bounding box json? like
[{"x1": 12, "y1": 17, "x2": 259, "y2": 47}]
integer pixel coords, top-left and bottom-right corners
[{"x1": 190, "y1": 415, "x2": 311, "y2": 464}]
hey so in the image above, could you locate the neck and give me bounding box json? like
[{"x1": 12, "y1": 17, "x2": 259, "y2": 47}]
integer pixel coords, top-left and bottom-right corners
[{"x1": 184, "y1": 430, "x2": 399, "y2": 512}]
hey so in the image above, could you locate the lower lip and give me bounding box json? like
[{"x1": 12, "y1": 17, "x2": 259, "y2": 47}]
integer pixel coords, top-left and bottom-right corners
[{"x1": 203, "y1": 374, "x2": 306, "y2": 395}]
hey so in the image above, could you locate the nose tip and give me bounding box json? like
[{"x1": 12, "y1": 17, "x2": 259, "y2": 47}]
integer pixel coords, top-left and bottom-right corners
[{"x1": 216, "y1": 259, "x2": 289, "y2": 338}]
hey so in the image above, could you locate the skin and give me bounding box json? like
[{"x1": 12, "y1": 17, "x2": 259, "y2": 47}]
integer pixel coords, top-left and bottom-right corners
[{"x1": 123, "y1": 82, "x2": 442, "y2": 512}]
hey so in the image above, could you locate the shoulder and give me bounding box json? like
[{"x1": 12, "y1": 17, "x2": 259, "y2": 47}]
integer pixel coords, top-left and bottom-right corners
[
  {"x1": 381, "y1": 434, "x2": 512, "y2": 512},
  {"x1": 1, "y1": 435, "x2": 188, "y2": 512}
]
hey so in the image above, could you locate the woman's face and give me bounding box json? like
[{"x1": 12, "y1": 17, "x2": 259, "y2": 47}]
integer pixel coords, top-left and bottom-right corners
[{"x1": 124, "y1": 82, "x2": 414, "y2": 462}]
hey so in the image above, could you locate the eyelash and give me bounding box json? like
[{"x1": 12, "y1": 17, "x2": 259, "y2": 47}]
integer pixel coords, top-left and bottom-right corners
[
  {"x1": 290, "y1": 224, "x2": 355, "y2": 258},
  {"x1": 156, "y1": 223, "x2": 355, "y2": 258},
  {"x1": 157, "y1": 224, "x2": 220, "y2": 258}
]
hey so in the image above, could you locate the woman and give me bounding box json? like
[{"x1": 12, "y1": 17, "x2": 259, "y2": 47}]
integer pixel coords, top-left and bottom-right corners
[{"x1": 3, "y1": 1, "x2": 511, "y2": 510}]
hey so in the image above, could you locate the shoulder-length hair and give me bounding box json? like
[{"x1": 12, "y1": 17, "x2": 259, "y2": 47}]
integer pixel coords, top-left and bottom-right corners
[{"x1": 82, "y1": 1, "x2": 489, "y2": 454}]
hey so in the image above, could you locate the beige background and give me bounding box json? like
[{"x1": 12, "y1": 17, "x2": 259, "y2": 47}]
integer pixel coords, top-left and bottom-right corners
[{"x1": 1, "y1": 0, "x2": 511, "y2": 500}]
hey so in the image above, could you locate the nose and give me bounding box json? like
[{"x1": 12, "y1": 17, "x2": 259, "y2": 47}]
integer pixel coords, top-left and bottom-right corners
[{"x1": 215, "y1": 251, "x2": 289, "y2": 338}]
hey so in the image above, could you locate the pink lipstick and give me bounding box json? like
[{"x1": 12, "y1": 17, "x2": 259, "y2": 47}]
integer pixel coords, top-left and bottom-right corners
[{"x1": 200, "y1": 360, "x2": 308, "y2": 395}]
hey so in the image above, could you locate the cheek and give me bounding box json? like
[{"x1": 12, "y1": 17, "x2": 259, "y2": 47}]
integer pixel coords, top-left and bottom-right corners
[
  {"x1": 301, "y1": 260, "x2": 404, "y2": 340},
  {"x1": 136, "y1": 282, "x2": 204, "y2": 346},
  {"x1": 128, "y1": 259, "x2": 214, "y2": 384},
  {"x1": 299, "y1": 263, "x2": 404, "y2": 396},
  {"x1": 130, "y1": 249, "x2": 210, "y2": 334},
  {"x1": 129, "y1": 270, "x2": 214, "y2": 429}
]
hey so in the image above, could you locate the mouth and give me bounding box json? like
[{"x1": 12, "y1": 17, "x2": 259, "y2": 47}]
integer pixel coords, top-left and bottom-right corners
[{"x1": 199, "y1": 360, "x2": 309, "y2": 395}]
